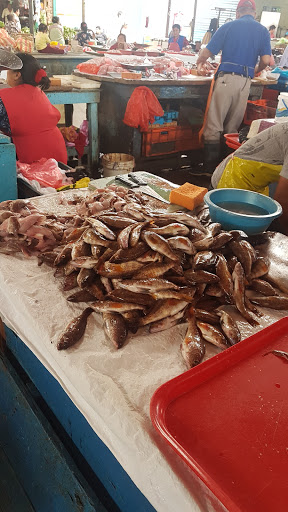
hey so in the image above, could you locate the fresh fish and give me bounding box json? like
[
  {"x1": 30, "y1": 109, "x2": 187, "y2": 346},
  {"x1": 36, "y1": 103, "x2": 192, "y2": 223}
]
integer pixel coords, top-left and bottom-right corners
[
  {"x1": 86, "y1": 281, "x2": 105, "y2": 300},
  {"x1": 250, "y1": 257, "x2": 270, "y2": 280},
  {"x1": 232, "y1": 262, "x2": 258, "y2": 326},
  {"x1": 197, "y1": 321, "x2": 227, "y2": 349},
  {"x1": 117, "y1": 278, "x2": 179, "y2": 293},
  {"x1": 54, "y1": 245, "x2": 72, "y2": 266},
  {"x1": 62, "y1": 273, "x2": 78, "y2": 292},
  {"x1": 67, "y1": 290, "x2": 95, "y2": 302},
  {"x1": 216, "y1": 253, "x2": 233, "y2": 302},
  {"x1": 108, "y1": 288, "x2": 154, "y2": 306},
  {"x1": 71, "y1": 240, "x2": 91, "y2": 260},
  {"x1": 90, "y1": 245, "x2": 104, "y2": 259},
  {"x1": 70, "y1": 257, "x2": 99, "y2": 269},
  {"x1": 0, "y1": 210, "x2": 14, "y2": 223},
  {"x1": 77, "y1": 268, "x2": 95, "y2": 289},
  {"x1": 137, "y1": 250, "x2": 163, "y2": 263},
  {"x1": 149, "y1": 223, "x2": 190, "y2": 237},
  {"x1": 110, "y1": 242, "x2": 148, "y2": 262},
  {"x1": 95, "y1": 248, "x2": 115, "y2": 270},
  {"x1": 98, "y1": 215, "x2": 137, "y2": 228},
  {"x1": 103, "y1": 312, "x2": 128, "y2": 349},
  {"x1": 226, "y1": 255, "x2": 238, "y2": 274},
  {"x1": 91, "y1": 300, "x2": 146, "y2": 313},
  {"x1": 37, "y1": 251, "x2": 57, "y2": 267},
  {"x1": 229, "y1": 240, "x2": 256, "y2": 277},
  {"x1": 121, "y1": 310, "x2": 141, "y2": 334},
  {"x1": 117, "y1": 224, "x2": 135, "y2": 249},
  {"x1": 217, "y1": 310, "x2": 241, "y2": 345},
  {"x1": 194, "y1": 235, "x2": 215, "y2": 251},
  {"x1": 57, "y1": 308, "x2": 94, "y2": 350},
  {"x1": 211, "y1": 232, "x2": 233, "y2": 250},
  {"x1": 64, "y1": 261, "x2": 78, "y2": 276},
  {"x1": 87, "y1": 217, "x2": 116, "y2": 240},
  {"x1": 130, "y1": 221, "x2": 150, "y2": 247},
  {"x1": 149, "y1": 309, "x2": 185, "y2": 333},
  {"x1": 163, "y1": 212, "x2": 206, "y2": 232},
  {"x1": 167, "y1": 236, "x2": 195, "y2": 255},
  {"x1": 205, "y1": 284, "x2": 224, "y2": 297},
  {"x1": 193, "y1": 251, "x2": 217, "y2": 270},
  {"x1": 133, "y1": 261, "x2": 176, "y2": 279},
  {"x1": 151, "y1": 288, "x2": 195, "y2": 302},
  {"x1": 142, "y1": 231, "x2": 179, "y2": 261},
  {"x1": 100, "y1": 276, "x2": 113, "y2": 293},
  {"x1": 195, "y1": 309, "x2": 220, "y2": 325},
  {"x1": 250, "y1": 279, "x2": 278, "y2": 296},
  {"x1": 180, "y1": 308, "x2": 206, "y2": 368},
  {"x1": 140, "y1": 299, "x2": 188, "y2": 326},
  {"x1": 249, "y1": 295, "x2": 288, "y2": 310},
  {"x1": 83, "y1": 228, "x2": 115, "y2": 247},
  {"x1": 98, "y1": 261, "x2": 144, "y2": 278},
  {"x1": 184, "y1": 269, "x2": 219, "y2": 284},
  {"x1": 245, "y1": 296, "x2": 262, "y2": 317},
  {"x1": 65, "y1": 226, "x2": 87, "y2": 242},
  {"x1": 207, "y1": 223, "x2": 222, "y2": 236}
]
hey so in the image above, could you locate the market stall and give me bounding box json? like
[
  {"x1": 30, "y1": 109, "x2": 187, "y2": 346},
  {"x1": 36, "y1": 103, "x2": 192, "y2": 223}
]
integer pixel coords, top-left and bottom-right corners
[
  {"x1": 0, "y1": 175, "x2": 287, "y2": 512},
  {"x1": 33, "y1": 53, "x2": 94, "y2": 76},
  {"x1": 73, "y1": 70, "x2": 265, "y2": 167}
]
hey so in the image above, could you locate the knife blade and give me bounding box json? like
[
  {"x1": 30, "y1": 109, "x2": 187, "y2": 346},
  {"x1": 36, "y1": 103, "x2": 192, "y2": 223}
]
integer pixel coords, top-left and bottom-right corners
[{"x1": 136, "y1": 185, "x2": 170, "y2": 204}]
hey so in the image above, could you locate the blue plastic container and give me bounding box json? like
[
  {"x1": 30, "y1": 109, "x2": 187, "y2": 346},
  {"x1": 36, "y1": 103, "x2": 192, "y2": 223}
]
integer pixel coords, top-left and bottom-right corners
[{"x1": 204, "y1": 188, "x2": 282, "y2": 235}]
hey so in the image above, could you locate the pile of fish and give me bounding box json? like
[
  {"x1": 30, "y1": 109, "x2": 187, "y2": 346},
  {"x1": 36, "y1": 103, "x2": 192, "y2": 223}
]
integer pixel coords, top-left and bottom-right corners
[{"x1": 1, "y1": 186, "x2": 288, "y2": 369}]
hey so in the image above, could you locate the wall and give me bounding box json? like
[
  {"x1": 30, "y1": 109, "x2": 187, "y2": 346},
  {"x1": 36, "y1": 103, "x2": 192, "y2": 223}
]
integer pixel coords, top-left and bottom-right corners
[{"x1": 255, "y1": 0, "x2": 288, "y2": 36}]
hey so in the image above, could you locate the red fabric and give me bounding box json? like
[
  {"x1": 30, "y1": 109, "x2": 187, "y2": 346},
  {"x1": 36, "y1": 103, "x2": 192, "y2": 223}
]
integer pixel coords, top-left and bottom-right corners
[
  {"x1": 123, "y1": 86, "x2": 164, "y2": 132},
  {"x1": 237, "y1": 0, "x2": 255, "y2": 9},
  {"x1": 0, "y1": 84, "x2": 67, "y2": 164},
  {"x1": 35, "y1": 69, "x2": 47, "y2": 83},
  {"x1": 109, "y1": 43, "x2": 118, "y2": 50}
]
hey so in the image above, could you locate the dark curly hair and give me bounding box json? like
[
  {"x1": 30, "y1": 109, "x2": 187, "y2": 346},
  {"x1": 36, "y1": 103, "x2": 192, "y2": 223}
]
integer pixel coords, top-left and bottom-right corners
[{"x1": 16, "y1": 53, "x2": 50, "y2": 91}]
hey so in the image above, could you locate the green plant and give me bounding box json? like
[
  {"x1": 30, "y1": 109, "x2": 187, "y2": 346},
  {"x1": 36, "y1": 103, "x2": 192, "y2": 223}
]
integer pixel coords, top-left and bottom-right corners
[
  {"x1": 63, "y1": 26, "x2": 77, "y2": 42},
  {"x1": 0, "y1": 21, "x2": 4, "y2": 28},
  {"x1": 21, "y1": 26, "x2": 30, "y2": 33}
]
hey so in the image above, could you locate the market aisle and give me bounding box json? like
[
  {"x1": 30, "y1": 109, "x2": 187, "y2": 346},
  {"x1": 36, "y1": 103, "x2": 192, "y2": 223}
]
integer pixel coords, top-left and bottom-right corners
[{"x1": 0, "y1": 446, "x2": 35, "y2": 512}]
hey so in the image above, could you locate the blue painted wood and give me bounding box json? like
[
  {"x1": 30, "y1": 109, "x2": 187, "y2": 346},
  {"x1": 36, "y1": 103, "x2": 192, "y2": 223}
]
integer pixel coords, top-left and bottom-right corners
[
  {"x1": 46, "y1": 90, "x2": 100, "y2": 105},
  {"x1": 46, "y1": 89, "x2": 100, "y2": 173},
  {"x1": 0, "y1": 352, "x2": 108, "y2": 512},
  {"x1": 0, "y1": 134, "x2": 17, "y2": 202},
  {"x1": 34, "y1": 55, "x2": 92, "y2": 76},
  {"x1": 5, "y1": 327, "x2": 156, "y2": 512},
  {"x1": 0, "y1": 447, "x2": 35, "y2": 512}
]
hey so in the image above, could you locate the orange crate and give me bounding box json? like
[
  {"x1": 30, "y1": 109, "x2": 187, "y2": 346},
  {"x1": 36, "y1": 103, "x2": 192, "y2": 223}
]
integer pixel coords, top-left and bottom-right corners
[
  {"x1": 244, "y1": 100, "x2": 277, "y2": 125},
  {"x1": 142, "y1": 125, "x2": 202, "y2": 157}
]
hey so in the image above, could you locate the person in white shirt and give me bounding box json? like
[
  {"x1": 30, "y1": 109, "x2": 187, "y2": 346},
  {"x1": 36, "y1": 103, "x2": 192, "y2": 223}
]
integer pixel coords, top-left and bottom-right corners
[{"x1": 13, "y1": 7, "x2": 21, "y2": 32}]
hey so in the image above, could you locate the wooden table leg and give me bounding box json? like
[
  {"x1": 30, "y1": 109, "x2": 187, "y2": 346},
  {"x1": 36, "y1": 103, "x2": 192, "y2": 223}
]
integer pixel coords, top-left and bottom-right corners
[{"x1": 87, "y1": 102, "x2": 99, "y2": 178}]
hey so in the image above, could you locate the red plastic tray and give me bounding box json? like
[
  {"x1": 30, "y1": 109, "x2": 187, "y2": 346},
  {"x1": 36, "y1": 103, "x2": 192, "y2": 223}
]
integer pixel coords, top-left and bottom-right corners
[
  {"x1": 150, "y1": 318, "x2": 288, "y2": 512},
  {"x1": 224, "y1": 133, "x2": 241, "y2": 150}
]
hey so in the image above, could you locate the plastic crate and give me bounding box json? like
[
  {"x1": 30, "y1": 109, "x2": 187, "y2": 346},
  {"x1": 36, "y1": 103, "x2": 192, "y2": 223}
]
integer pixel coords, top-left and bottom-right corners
[
  {"x1": 244, "y1": 100, "x2": 277, "y2": 125},
  {"x1": 224, "y1": 133, "x2": 241, "y2": 150},
  {"x1": 142, "y1": 125, "x2": 202, "y2": 157}
]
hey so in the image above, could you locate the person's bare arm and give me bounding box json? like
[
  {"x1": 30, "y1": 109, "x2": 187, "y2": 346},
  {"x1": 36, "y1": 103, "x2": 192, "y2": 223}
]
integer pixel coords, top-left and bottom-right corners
[
  {"x1": 196, "y1": 47, "x2": 214, "y2": 74},
  {"x1": 254, "y1": 55, "x2": 271, "y2": 75},
  {"x1": 272, "y1": 176, "x2": 288, "y2": 235}
]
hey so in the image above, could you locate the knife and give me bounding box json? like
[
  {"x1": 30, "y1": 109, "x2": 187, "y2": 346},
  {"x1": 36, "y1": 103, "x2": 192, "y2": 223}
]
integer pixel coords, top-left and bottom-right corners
[
  {"x1": 114, "y1": 175, "x2": 170, "y2": 204},
  {"x1": 114, "y1": 175, "x2": 138, "y2": 188},
  {"x1": 127, "y1": 173, "x2": 148, "y2": 186}
]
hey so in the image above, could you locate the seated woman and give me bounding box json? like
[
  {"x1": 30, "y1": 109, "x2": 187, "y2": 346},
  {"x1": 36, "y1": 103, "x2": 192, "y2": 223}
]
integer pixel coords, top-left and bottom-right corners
[
  {"x1": 168, "y1": 24, "x2": 189, "y2": 52},
  {"x1": 35, "y1": 23, "x2": 50, "y2": 50},
  {"x1": 211, "y1": 123, "x2": 288, "y2": 234},
  {"x1": 0, "y1": 52, "x2": 67, "y2": 164},
  {"x1": 75, "y1": 22, "x2": 95, "y2": 47},
  {"x1": 109, "y1": 33, "x2": 129, "y2": 50},
  {"x1": 49, "y1": 16, "x2": 65, "y2": 45},
  {"x1": 5, "y1": 13, "x2": 20, "y2": 35}
]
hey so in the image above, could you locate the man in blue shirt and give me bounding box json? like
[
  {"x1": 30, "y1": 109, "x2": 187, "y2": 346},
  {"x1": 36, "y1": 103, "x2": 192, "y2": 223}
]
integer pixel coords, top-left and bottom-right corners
[{"x1": 196, "y1": 0, "x2": 271, "y2": 171}]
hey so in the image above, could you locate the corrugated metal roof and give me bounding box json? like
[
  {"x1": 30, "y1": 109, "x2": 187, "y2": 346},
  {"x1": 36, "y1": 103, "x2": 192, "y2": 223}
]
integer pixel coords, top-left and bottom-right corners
[{"x1": 193, "y1": 0, "x2": 238, "y2": 42}]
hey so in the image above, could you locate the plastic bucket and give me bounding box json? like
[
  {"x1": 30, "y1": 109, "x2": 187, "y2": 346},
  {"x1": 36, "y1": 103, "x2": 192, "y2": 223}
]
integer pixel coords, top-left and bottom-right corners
[
  {"x1": 101, "y1": 153, "x2": 135, "y2": 178},
  {"x1": 275, "y1": 92, "x2": 288, "y2": 122}
]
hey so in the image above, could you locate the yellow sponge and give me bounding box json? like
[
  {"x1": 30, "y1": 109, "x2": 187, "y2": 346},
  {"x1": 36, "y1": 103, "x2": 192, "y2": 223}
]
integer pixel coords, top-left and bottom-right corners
[{"x1": 169, "y1": 182, "x2": 208, "y2": 211}]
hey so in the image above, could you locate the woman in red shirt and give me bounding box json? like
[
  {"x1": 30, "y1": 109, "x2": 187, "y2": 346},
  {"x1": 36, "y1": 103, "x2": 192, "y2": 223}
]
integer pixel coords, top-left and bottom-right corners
[{"x1": 0, "y1": 52, "x2": 67, "y2": 164}]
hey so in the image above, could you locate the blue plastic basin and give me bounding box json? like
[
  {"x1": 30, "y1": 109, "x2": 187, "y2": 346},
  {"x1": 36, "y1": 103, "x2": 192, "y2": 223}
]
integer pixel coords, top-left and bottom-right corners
[{"x1": 204, "y1": 188, "x2": 282, "y2": 235}]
